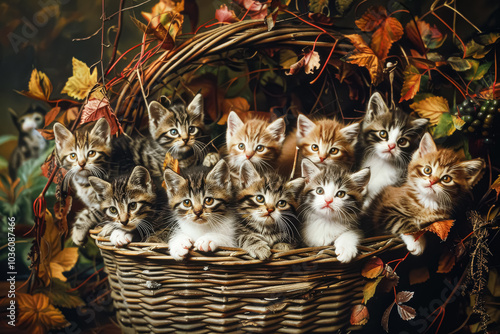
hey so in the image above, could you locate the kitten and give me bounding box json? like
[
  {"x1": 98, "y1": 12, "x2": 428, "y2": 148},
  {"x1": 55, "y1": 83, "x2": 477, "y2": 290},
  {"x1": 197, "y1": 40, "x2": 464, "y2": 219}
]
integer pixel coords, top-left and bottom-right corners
[
  {"x1": 72, "y1": 166, "x2": 167, "y2": 246},
  {"x1": 356, "y1": 92, "x2": 428, "y2": 206},
  {"x1": 299, "y1": 159, "x2": 370, "y2": 263},
  {"x1": 235, "y1": 161, "x2": 303, "y2": 260},
  {"x1": 163, "y1": 159, "x2": 236, "y2": 261},
  {"x1": 226, "y1": 111, "x2": 286, "y2": 176},
  {"x1": 54, "y1": 118, "x2": 111, "y2": 208},
  {"x1": 367, "y1": 133, "x2": 484, "y2": 255},
  {"x1": 296, "y1": 114, "x2": 359, "y2": 173}
]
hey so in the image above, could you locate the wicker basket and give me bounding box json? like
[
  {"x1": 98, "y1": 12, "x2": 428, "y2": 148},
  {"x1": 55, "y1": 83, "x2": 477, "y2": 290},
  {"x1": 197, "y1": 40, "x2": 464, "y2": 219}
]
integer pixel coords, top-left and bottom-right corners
[{"x1": 90, "y1": 229, "x2": 402, "y2": 333}]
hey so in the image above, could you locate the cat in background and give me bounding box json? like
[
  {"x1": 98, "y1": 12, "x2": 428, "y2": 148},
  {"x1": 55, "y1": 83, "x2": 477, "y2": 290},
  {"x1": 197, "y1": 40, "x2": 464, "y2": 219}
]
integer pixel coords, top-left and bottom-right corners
[
  {"x1": 356, "y1": 92, "x2": 428, "y2": 206},
  {"x1": 366, "y1": 133, "x2": 484, "y2": 255},
  {"x1": 235, "y1": 161, "x2": 303, "y2": 260},
  {"x1": 226, "y1": 111, "x2": 286, "y2": 177},
  {"x1": 163, "y1": 159, "x2": 236, "y2": 261},
  {"x1": 299, "y1": 159, "x2": 370, "y2": 263},
  {"x1": 296, "y1": 114, "x2": 359, "y2": 175}
]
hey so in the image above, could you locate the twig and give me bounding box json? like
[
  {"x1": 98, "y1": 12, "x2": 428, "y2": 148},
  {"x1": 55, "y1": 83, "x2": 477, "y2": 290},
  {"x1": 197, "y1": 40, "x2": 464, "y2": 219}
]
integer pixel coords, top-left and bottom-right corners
[{"x1": 104, "y1": 0, "x2": 125, "y2": 76}]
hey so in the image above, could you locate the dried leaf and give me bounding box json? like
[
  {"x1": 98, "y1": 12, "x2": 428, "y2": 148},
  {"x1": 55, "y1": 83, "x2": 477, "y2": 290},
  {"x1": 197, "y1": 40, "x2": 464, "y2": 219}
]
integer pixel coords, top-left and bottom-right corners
[
  {"x1": 464, "y1": 39, "x2": 489, "y2": 59},
  {"x1": 286, "y1": 50, "x2": 321, "y2": 75},
  {"x1": 307, "y1": 12, "x2": 335, "y2": 26},
  {"x1": 61, "y1": 58, "x2": 98, "y2": 100},
  {"x1": 409, "y1": 267, "x2": 430, "y2": 285},
  {"x1": 39, "y1": 106, "x2": 80, "y2": 141},
  {"x1": 447, "y1": 57, "x2": 472, "y2": 71},
  {"x1": 396, "y1": 291, "x2": 414, "y2": 304},
  {"x1": 406, "y1": 18, "x2": 446, "y2": 51},
  {"x1": 18, "y1": 68, "x2": 53, "y2": 101},
  {"x1": 34, "y1": 278, "x2": 85, "y2": 309},
  {"x1": 350, "y1": 304, "x2": 369, "y2": 326},
  {"x1": 437, "y1": 248, "x2": 456, "y2": 273},
  {"x1": 379, "y1": 264, "x2": 400, "y2": 293},
  {"x1": 491, "y1": 176, "x2": 500, "y2": 196},
  {"x1": 54, "y1": 195, "x2": 72, "y2": 238},
  {"x1": 215, "y1": 4, "x2": 239, "y2": 23},
  {"x1": 218, "y1": 97, "x2": 251, "y2": 125},
  {"x1": 79, "y1": 95, "x2": 123, "y2": 135},
  {"x1": 397, "y1": 304, "x2": 417, "y2": 321},
  {"x1": 355, "y1": 6, "x2": 386, "y2": 32},
  {"x1": 381, "y1": 301, "x2": 395, "y2": 332},
  {"x1": 410, "y1": 95, "x2": 449, "y2": 125},
  {"x1": 141, "y1": 0, "x2": 184, "y2": 28},
  {"x1": 423, "y1": 219, "x2": 454, "y2": 241},
  {"x1": 344, "y1": 34, "x2": 383, "y2": 85},
  {"x1": 363, "y1": 276, "x2": 383, "y2": 302},
  {"x1": 17, "y1": 293, "x2": 70, "y2": 333},
  {"x1": 362, "y1": 256, "x2": 385, "y2": 278},
  {"x1": 308, "y1": 0, "x2": 329, "y2": 14},
  {"x1": 400, "y1": 65, "x2": 422, "y2": 102}
]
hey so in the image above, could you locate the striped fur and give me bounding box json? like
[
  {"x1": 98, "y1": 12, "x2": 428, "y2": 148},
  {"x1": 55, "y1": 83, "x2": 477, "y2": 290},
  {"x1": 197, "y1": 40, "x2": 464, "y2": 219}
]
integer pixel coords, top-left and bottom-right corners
[
  {"x1": 367, "y1": 133, "x2": 484, "y2": 255},
  {"x1": 235, "y1": 161, "x2": 303, "y2": 260}
]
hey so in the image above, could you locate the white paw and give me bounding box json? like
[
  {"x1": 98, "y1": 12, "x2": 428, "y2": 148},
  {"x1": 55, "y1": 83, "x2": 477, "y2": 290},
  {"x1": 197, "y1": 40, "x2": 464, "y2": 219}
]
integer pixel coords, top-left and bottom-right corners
[
  {"x1": 110, "y1": 230, "x2": 134, "y2": 247},
  {"x1": 402, "y1": 234, "x2": 425, "y2": 255},
  {"x1": 72, "y1": 227, "x2": 87, "y2": 246},
  {"x1": 203, "y1": 153, "x2": 220, "y2": 167},
  {"x1": 169, "y1": 236, "x2": 193, "y2": 261},
  {"x1": 194, "y1": 236, "x2": 218, "y2": 252},
  {"x1": 335, "y1": 244, "x2": 358, "y2": 263}
]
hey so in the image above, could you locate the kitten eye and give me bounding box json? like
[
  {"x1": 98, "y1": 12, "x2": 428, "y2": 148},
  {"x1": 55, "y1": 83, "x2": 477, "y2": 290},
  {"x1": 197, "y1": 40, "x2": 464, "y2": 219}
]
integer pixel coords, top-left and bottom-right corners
[
  {"x1": 188, "y1": 126, "x2": 198, "y2": 135},
  {"x1": 183, "y1": 199, "x2": 192, "y2": 207},
  {"x1": 397, "y1": 138, "x2": 409, "y2": 148},
  {"x1": 169, "y1": 129, "x2": 179, "y2": 137},
  {"x1": 108, "y1": 207, "x2": 118, "y2": 216},
  {"x1": 423, "y1": 166, "x2": 432, "y2": 175},
  {"x1": 69, "y1": 153, "x2": 77, "y2": 160},
  {"x1": 255, "y1": 195, "x2": 265, "y2": 203},
  {"x1": 336, "y1": 191, "x2": 346, "y2": 198},
  {"x1": 379, "y1": 130, "x2": 388, "y2": 139},
  {"x1": 88, "y1": 150, "x2": 96, "y2": 157},
  {"x1": 330, "y1": 147, "x2": 339, "y2": 155},
  {"x1": 311, "y1": 144, "x2": 319, "y2": 152},
  {"x1": 238, "y1": 143, "x2": 245, "y2": 150},
  {"x1": 441, "y1": 175, "x2": 452, "y2": 183},
  {"x1": 316, "y1": 187, "x2": 324, "y2": 195},
  {"x1": 277, "y1": 200, "x2": 287, "y2": 208},
  {"x1": 204, "y1": 197, "x2": 214, "y2": 206},
  {"x1": 128, "y1": 202, "x2": 137, "y2": 210},
  {"x1": 255, "y1": 145, "x2": 264, "y2": 152}
]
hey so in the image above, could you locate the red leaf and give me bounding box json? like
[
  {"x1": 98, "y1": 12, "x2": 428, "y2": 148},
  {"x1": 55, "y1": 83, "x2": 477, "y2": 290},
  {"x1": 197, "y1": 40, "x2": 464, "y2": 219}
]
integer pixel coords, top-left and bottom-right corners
[
  {"x1": 406, "y1": 18, "x2": 446, "y2": 52},
  {"x1": 399, "y1": 65, "x2": 422, "y2": 102},
  {"x1": 350, "y1": 304, "x2": 370, "y2": 326},
  {"x1": 370, "y1": 15, "x2": 403, "y2": 59},
  {"x1": 215, "y1": 4, "x2": 239, "y2": 23},
  {"x1": 397, "y1": 304, "x2": 417, "y2": 321},
  {"x1": 355, "y1": 6, "x2": 387, "y2": 32},
  {"x1": 381, "y1": 301, "x2": 395, "y2": 332},
  {"x1": 362, "y1": 256, "x2": 385, "y2": 278},
  {"x1": 437, "y1": 248, "x2": 456, "y2": 273},
  {"x1": 396, "y1": 291, "x2": 414, "y2": 304},
  {"x1": 307, "y1": 13, "x2": 335, "y2": 26},
  {"x1": 344, "y1": 34, "x2": 383, "y2": 85},
  {"x1": 40, "y1": 153, "x2": 67, "y2": 185},
  {"x1": 79, "y1": 97, "x2": 123, "y2": 136}
]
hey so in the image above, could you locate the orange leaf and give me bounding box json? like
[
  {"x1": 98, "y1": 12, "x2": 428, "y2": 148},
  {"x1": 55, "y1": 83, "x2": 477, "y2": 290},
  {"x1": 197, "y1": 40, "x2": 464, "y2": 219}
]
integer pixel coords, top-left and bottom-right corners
[
  {"x1": 218, "y1": 97, "x2": 251, "y2": 125},
  {"x1": 406, "y1": 18, "x2": 446, "y2": 52},
  {"x1": 437, "y1": 248, "x2": 456, "y2": 273},
  {"x1": 409, "y1": 220, "x2": 455, "y2": 242},
  {"x1": 355, "y1": 6, "x2": 387, "y2": 32},
  {"x1": 17, "y1": 293, "x2": 70, "y2": 333},
  {"x1": 410, "y1": 96, "x2": 449, "y2": 125},
  {"x1": 362, "y1": 256, "x2": 385, "y2": 278},
  {"x1": 409, "y1": 267, "x2": 430, "y2": 285},
  {"x1": 17, "y1": 68, "x2": 53, "y2": 102},
  {"x1": 491, "y1": 175, "x2": 500, "y2": 197},
  {"x1": 399, "y1": 65, "x2": 422, "y2": 102},
  {"x1": 350, "y1": 304, "x2": 369, "y2": 326},
  {"x1": 344, "y1": 34, "x2": 383, "y2": 85}
]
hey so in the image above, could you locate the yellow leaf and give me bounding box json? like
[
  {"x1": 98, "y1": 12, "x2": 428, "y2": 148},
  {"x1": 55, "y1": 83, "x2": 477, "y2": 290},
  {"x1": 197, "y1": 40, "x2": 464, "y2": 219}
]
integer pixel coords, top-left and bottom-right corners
[
  {"x1": 17, "y1": 68, "x2": 53, "y2": 101},
  {"x1": 363, "y1": 276, "x2": 383, "y2": 302},
  {"x1": 491, "y1": 175, "x2": 500, "y2": 197},
  {"x1": 49, "y1": 248, "x2": 79, "y2": 282},
  {"x1": 410, "y1": 96, "x2": 449, "y2": 125},
  {"x1": 61, "y1": 57, "x2": 98, "y2": 100},
  {"x1": 17, "y1": 293, "x2": 70, "y2": 333}
]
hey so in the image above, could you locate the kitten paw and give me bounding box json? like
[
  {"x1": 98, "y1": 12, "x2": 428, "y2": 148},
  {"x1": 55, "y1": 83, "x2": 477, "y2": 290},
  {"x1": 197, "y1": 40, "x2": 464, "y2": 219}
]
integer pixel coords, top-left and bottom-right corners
[
  {"x1": 72, "y1": 227, "x2": 88, "y2": 246},
  {"x1": 169, "y1": 237, "x2": 193, "y2": 261},
  {"x1": 245, "y1": 242, "x2": 272, "y2": 260},
  {"x1": 335, "y1": 244, "x2": 358, "y2": 263},
  {"x1": 401, "y1": 234, "x2": 425, "y2": 255},
  {"x1": 203, "y1": 153, "x2": 220, "y2": 168},
  {"x1": 194, "y1": 236, "x2": 218, "y2": 252},
  {"x1": 273, "y1": 242, "x2": 293, "y2": 251},
  {"x1": 110, "y1": 230, "x2": 134, "y2": 247}
]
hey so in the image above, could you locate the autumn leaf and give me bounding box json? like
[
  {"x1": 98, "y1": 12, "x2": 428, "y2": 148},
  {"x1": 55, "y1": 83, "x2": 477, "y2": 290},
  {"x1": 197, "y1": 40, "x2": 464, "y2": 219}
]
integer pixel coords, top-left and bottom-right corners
[
  {"x1": 79, "y1": 86, "x2": 123, "y2": 135},
  {"x1": 447, "y1": 57, "x2": 472, "y2": 71},
  {"x1": 381, "y1": 301, "x2": 394, "y2": 332},
  {"x1": 406, "y1": 18, "x2": 446, "y2": 52},
  {"x1": 433, "y1": 113, "x2": 459, "y2": 139},
  {"x1": 379, "y1": 264, "x2": 400, "y2": 293},
  {"x1": 491, "y1": 175, "x2": 500, "y2": 197},
  {"x1": 362, "y1": 256, "x2": 385, "y2": 278},
  {"x1": 350, "y1": 304, "x2": 369, "y2": 326},
  {"x1": 142, "y1": 0, "x2": 184, "y2": 28},
  {"x1": 397, "y1": 304, "x2": 416, "y2": 321},
  {"x1": 464, "y1": 60, "x2": 492, "y2": 81},
  {"x1": 215, "y1": 4, "x2": 239, "y2": 23},
  {"x1": 17, "y1": 293, "x2": 70, "y2": 334},
  {"x1": 410, "y1": 219, "x2": 455, "y2": 242},
  {"x1": 286, "y1": 50, "x2": 321, "y2": 75},
  {"x1": 409, "y1": 267, "x2": 430, "y2": 285},
  {"x1": 61, "y1": 57, "x2": 98, "y2": 100},
  {"x1": 218, "y1": 97, "x2": 251, "y2": 125},
  {"x1": 400, "y1": 65, "x2": 423, "y2": 102},
  {"x1": 344, "y1": 34, "x2": 383, "y2": 85},
  {"x1": 410, "y1": 95, "x2": 449, "y2": 125},
  {"x1": 34, "y1": 278, "x2": 85, "y2": 309},
  {"x1": 17, "y1": 68, "x2": 53, "y2": 101},
  {"x1": 308, "y1": 0, "x2": 329, "y2": 14},
  {"x1": 437, "y1": 248, "x2": 456, "y2": 273},
  {"x1": 396, "y1": 291, "x2": 414, "y2": 304},
  {"x1": 363, "y1": 276, "x2": 383, "y2": 302},
  {"x1": 39, "y1": 106, "x2": 80, "y2": 141},
  {"x1": 307, "y1": 13, "x2": 335, "y2": 26}
]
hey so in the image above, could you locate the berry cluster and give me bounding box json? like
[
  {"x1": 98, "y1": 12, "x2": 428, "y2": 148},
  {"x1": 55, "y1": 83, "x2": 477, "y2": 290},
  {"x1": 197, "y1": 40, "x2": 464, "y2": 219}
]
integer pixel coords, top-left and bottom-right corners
[{"x1": 453, "y1": 99, "x2": 499, "y2": 145}]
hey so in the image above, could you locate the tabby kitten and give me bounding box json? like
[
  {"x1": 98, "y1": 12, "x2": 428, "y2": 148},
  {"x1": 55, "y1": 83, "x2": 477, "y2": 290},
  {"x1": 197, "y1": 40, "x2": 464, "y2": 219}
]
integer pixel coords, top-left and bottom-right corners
[
  {"x1": 226, "y1": 111, "x2": 286, "y2": 176},
  {"x1": 356, "y1": 92, "x2": 428, "y2": 206},
  {"x1": 163, "y1": 160, "x2": 236, "y2": 261},
  {"x1": 299, "y1": 159, "x2": 370, "y2": 263},
  {"x1": 235, "y1": 161, "x2": 303, "y2": 260},
  {"x1": 296, "y1": 114, "x2": 359, "y2": 173},
  {"x1": 54, "y1": 118, "x2": 111, "y2": 208},
  {"x1": 72, "y1": 166, "x2": 167, "y2": 246},
  {"x1": 367, "y1": 133, "x2": 484, "y2": 255}
]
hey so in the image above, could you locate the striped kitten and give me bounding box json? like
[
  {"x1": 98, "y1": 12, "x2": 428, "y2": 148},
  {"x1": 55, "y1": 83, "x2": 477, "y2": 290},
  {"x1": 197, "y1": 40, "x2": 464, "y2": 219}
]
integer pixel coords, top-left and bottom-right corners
[
  {"x1": 54, "y1": 118, "x2": 111, "y2": 208},
  {"x1": 226, "y1": 111, "x2": 286, "y2": 176},
  {"x1": 357, "y1": 92, "x2": 428, "y2": 206},
  {"x1": 296, "y1": 115, "x2": 359, "y2": 174},
  {"x1": 72, "y1": 166, "x2": 167, "y2": 246},
  {"x1": 368, "y1": 133, "x2": 484, "y2": 255},
  {"x1": 235, "y1": 161, "x2": 303, "y2": 260},
  {"x1": 299, "y1": 159, "x2": 370, "y2": 263},
  {"x1": 163, "y1": 160, "x2": 236, "y2": 261}
]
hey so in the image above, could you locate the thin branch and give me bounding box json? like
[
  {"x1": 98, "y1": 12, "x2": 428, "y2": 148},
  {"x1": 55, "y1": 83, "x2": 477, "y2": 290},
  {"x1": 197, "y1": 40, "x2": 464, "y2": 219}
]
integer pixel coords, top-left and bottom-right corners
[{"x1": 104, "y1": 0, "x2": 125, "y2": 76}]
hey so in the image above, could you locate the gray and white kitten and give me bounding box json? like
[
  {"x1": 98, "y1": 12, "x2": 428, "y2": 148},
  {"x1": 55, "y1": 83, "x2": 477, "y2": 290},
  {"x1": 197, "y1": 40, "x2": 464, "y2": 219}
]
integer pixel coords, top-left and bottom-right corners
[{"x1": 299, "y1": 159, "x2": 370, "y2": 263}]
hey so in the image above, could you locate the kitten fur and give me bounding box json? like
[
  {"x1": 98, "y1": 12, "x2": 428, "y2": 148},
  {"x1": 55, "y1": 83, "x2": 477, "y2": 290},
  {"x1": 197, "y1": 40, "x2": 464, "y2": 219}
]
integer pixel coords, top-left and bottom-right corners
[
  {"x1": 72, "y1": 166, "x2": 168, "y2": 246},
  {"x1": 226, "y1": 111, "x2": 286, "y2": 177},
  {"x1": 367, "y1": 133, "x2": 484, "y2": 255},
  {"x1": 299, "y1": 159, "x2": 370, "y2": 263},
  {"x1": 356, "y1": 92, "x2": 428, "y2": 207},
  {"x1": 235, "y1": 161, "x2": 303, "y2": 260},
  {"x1": 296, "y1": 115, "x2": 359, "y2": 175},
  {"x1": 163, "y1": 160, "x2": 236, "y2": 261}
]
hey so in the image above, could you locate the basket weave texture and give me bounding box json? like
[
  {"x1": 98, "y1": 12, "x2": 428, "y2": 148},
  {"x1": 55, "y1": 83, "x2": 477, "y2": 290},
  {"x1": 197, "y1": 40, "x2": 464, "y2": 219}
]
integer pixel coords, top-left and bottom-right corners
[{"x1": 90, "y1": 230, "x2": 401, "y2": 333}]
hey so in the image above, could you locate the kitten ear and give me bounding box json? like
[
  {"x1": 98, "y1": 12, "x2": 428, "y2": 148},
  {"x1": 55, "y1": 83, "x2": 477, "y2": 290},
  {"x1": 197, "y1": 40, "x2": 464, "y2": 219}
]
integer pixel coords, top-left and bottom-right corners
[
  {"x1": 351, "y1": 168, "x2": 371, "y2": 190},
  {"x1": 416, "y1": 133, "x2": 437, "y2": 157},
  {"x1": 148, "y1": 101, "x2": 166, "y2": 132},
  {"x1": 365, "y1": 92, "x2": 389, "y2": 122},
  {"x1": 163, "y1": 168, "x2": 186, "y2": 195},
  {"x1": 187, "y1": 93, "x2": 204, "y2": 121},
  {"x1": 239, "y1": 160, "x2": 260, "y2": 188},
  {"x1": 339, "y1": 122, "x2": 360, "y2": 141},
  {"x1": 301, "y1": 159, "x2": 320, "y2": 181},
  {"x1": 90, "y1": 118, "x2": 111, "y2": 145},
  {"x1": 227, "y1": 111, "x2": 244, "y2": 142},
  {"x1": 128, "y1": 166, "x2": 152, "y2": 191},
  {"x1": 266, "y1": 118, "x2": 286, "y2": 144},
  {"x1": 296, "y1": 114, "x2": 316, "y2": 142},
  {"x1": 207, "y1": 159, "x2": 231, "y2": 191},
  {"x1": 459, "y1": 158, "x2": 485, "y2": 187},
  {"x1": 88, "y1": 176, "x2": 112, "y2": 199},
  {"x1": 287, "y1": 178, "x2": 305, "y2": 197},
  {"x1": 53, "y1": 123, "x2": 73, "y2": 152},
  {"x1": 411, "y1": 118, "x2": 429, "y2": 132}
]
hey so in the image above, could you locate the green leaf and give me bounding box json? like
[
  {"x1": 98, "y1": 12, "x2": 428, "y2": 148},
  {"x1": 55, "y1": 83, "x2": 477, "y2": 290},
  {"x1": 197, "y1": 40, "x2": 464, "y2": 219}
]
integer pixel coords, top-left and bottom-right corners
[
  {"x1": 476, "y1": 32, "x2": 500, "y2": 46},
  {"x1": 465, "y1": 61, "x2": 492, "y2": 81},
  {"x1": 0, "y1": 156, "x2": 8, "y2": 170},
  {"x1": 34, "y1": 278, "x2": 85, "y2": 309},
  {"x1": 432, "y1": 113, "x2": 456, "y2": 139},
  {"x1": 363, "y1": 276, "x2": 383, "y2": 303},
  {"x1": 447, "y1": 57, "x2": 471, "y2": 71},
  {"x1": 464, "y1": 39, "x2": 489, "y2": 59},
  {"x1": 309, "y1": 0, "x2": 329, "y2": 14}
]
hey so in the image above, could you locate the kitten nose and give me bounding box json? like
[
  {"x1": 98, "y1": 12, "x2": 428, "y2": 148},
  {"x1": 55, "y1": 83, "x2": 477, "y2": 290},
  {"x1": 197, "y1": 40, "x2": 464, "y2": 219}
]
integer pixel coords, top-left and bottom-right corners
[
  {"x1": 267, "y1": 208, "x2": 274, "y2": 214},
  {"x1": 182, "y1": 137, "x2": 189, "y2": 144},
  {"x1": 121, "y1": 219, "x2": 128, "y2": 226},
  {"x1": 324, "y1": 198, "x2": 333, "y2": 205},
  {"x1": 319, "y1": 156, "x2": 326, "y2": 162},
  {"x1": 429, "y1": 178, "x2": 439, "y2": 186},
  {"x1": 194, "y1": 209, "x2": 203, "y2": 217},
  {"x1": 78, "y1": 160, "x2": 86, "y2": 168},
  {"x1": 245, "y1": 152, "x2": 254, "y2": 160},
  {"x1": 387, "y1": 143, "x2": 396, "y2": 151}
]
